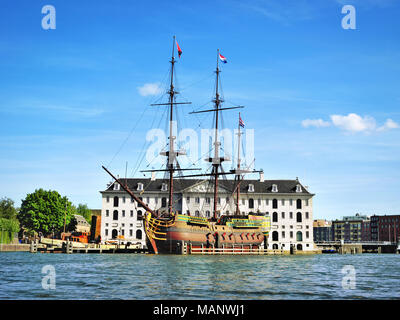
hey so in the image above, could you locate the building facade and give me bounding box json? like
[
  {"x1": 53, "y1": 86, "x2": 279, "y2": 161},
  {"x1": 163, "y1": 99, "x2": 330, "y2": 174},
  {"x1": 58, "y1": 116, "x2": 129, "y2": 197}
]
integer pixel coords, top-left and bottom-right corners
[
  {"x1": 332, "y1": 214, "x2": 369, "y2": 242},
  {"x1": 100, "y1": 177, "x2": 316, "y2": 251},
  {"x1": 313, "y1": 219, "x2": 333, "y2": 242},
  {"x1": 371, "y1": 215, "x2": 400, "y2": 242}
]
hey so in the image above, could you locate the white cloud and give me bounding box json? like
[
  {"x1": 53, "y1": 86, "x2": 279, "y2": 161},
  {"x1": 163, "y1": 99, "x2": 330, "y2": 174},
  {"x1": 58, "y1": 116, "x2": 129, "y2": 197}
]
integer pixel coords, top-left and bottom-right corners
[
  {"x1": 302, "y1": 113, "x2": 399, "y2": 134},
  {"x1": 330, "y1": 113, "x2": 376, "y2": 133},
  {"x1": 137, "y1": 82, "x2": 163, "y2": 97},
  {"x1": 301, "y1": 119, "x2": 331, "y2": 128},
  {"x1": 377, "y1": 118, "x2": 400, "y2": 132}
]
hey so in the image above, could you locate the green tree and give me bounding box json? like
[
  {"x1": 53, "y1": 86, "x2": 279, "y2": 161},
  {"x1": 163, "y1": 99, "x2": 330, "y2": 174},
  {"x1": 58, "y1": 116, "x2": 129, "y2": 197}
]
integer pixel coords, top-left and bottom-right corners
[
  {"x1": 0, "y1": 197, "x2": 18, "y2": 220},
  {"x1": 76, "y1": 203, "x2": 92, "y2": 224},
  {"x1": 18, "y1": 189, "x2": 74, "y2": 235}
]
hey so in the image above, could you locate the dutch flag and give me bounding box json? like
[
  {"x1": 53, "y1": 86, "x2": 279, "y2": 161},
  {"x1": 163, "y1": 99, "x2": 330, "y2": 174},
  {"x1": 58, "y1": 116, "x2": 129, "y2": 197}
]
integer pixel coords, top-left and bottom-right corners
[
  {"x1": 219, "y1": 53, "x2": 227, "y2": 64},
  {"x1": 239, "y1": 114, "x2": 245, "y2": 128}
]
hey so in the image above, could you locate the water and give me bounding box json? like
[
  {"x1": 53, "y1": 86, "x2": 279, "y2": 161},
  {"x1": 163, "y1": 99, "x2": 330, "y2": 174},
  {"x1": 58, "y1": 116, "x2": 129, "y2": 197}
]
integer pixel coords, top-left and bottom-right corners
[{"x1": 0, "y1": 252, "x2": 399, "y2": 299}]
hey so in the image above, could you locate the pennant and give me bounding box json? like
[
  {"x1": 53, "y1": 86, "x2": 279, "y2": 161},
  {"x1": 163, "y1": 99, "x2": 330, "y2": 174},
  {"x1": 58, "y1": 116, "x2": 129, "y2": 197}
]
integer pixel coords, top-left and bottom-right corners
[{"x1": 176, "y1": 41, "x2": 182, "y2": 58}]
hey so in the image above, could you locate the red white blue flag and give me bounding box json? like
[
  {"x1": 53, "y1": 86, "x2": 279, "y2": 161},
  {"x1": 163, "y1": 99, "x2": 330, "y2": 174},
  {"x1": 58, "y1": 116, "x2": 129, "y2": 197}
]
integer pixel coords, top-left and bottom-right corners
[
  {"x1": 219, "y1": 53, "x2": 227, "y2": 64},
  {"x1": 239, "y1": 114, "x2": 245, "y2": 128}
]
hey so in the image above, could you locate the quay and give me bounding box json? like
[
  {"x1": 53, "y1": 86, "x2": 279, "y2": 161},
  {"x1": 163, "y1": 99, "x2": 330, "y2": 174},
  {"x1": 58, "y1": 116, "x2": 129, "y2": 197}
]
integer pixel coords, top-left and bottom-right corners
[{"x1": 315, "y1": 241, "x2": 400, "y2": 254}]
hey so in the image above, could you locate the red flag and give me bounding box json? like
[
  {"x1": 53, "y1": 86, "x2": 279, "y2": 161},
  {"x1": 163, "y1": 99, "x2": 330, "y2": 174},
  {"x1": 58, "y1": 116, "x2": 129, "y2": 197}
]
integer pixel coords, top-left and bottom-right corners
[{"x1": 176, "y1": 41, "x2": 182, "y2": 58}]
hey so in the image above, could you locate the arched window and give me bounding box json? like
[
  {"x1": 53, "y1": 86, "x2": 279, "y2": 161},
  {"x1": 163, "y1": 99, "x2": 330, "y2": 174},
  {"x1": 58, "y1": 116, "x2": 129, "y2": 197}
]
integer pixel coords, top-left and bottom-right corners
[
  {"x1": 296, "y1": 244, "x2": 303, "y2": 250},
  {"x1": 113, "y1": 210, "x2": 118, "y2": 220},
  {"x1": 112, "y1": 229, "x2": 118, "y2": 239},
  {"x1": 273, "y1": 212, "x2": 278, "y2": 223},
  {"x1": 272, "y1": 244, "x2": 279, "y2": 250},
  {"x1": 296, "y1": 231, "x2": 303, "y2": 242},
  {"x1": 296, "y1": 199, "x2": 302, "y2": 209},
  {"x1": 272, "y1": 199, "x2": 278, "y2": 209},
  {"x1": 249, "y1": 198, "x2": 254, "y2": 209},
  {"x1": 272, "y1": 231, "x2": 279, "y2": 241},
  {"x1": 137, "y1": 210, "x2": 143, "y2": 219},
  {"x1": 161, "y1": 197, "x2": 167, "y2": 207},
  {"x1": 296, "y1": 212, "x2": 302, "y2": 223},
  {"x1": 113, "y1": 196, "x2": 119, "y2": 207},
  {"x1": 136, "y1": 229, "x2": 142, "y2": 239},
  {"x1": 195, "y1": 210, "x2": 200, "y2": 217}
]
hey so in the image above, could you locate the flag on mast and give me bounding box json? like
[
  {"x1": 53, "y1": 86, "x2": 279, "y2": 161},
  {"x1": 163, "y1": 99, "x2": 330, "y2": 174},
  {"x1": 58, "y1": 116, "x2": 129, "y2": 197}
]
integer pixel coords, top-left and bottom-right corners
[
  {"x1": 176, "y1": 41, "x2": 182, "y2": 58},
  {"x1": 239, "y1": 114, "x2": 245, "y2": 128},
  {"x1": 219, "y1": 53, "x2": 227, "y2": 64}
]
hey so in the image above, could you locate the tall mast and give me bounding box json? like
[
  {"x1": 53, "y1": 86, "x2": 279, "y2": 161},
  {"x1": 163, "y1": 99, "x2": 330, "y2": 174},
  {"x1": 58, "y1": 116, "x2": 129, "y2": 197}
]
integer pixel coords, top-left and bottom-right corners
[
  {"x1": 235, "y1": 112, "x2": 242, "y2": 215},
  {"x1": 212, "y1": 49, "x2": 222, "y2": 220},
  {"x1": 168, "y1": 36, "x2": 176, "y2": 216}
]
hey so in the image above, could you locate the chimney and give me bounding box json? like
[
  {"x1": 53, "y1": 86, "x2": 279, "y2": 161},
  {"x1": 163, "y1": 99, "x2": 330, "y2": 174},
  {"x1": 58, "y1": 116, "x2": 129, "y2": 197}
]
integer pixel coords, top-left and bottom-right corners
[{"x1": 259, "y1": 171, "x2": 264, "y2": 182}]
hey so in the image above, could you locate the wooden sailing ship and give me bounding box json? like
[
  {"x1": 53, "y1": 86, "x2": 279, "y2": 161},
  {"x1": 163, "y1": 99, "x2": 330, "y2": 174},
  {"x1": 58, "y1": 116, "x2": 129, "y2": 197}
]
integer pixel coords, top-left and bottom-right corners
[{"x1": 102, "y1": 37, "x2": 271, "y2": 254}]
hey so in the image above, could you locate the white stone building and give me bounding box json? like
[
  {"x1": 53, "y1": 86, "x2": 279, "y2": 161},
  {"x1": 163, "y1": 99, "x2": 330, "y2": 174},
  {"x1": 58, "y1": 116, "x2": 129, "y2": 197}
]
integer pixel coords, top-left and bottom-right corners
[{"x1": 100, "y1": 176, "x2": 315, "y2": 252}]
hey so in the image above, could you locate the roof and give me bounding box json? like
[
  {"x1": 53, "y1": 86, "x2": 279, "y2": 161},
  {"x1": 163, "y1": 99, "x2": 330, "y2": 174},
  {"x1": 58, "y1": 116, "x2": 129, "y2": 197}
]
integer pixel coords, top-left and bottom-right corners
[{"x1": 101, "y1": 178, "x2": 314, "y2": 196}]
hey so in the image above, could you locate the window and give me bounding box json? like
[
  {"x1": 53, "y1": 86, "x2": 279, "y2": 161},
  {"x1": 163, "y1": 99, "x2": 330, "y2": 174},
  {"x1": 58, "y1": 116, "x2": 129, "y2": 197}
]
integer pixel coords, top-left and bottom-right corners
[
  {"x1": 218, "y1": 197, "x2": 221, "y2": 204},
  {"x1": 161, "y1": 197, "x2": 167, "y2": 207},
  {"x1": 186, "y1": 197, "x2": 190, "y2": 204},
  {"x1": 206, "y1": 210, "x2": 210, "y2": 218},
  {"x1": 137, "y1": 210, "x2": 143, "y2": 219},
  {"x1": 297, "y1": 212, "x2": 302, "y2": 223},
  {"x1": 281, "y1": 212, "x2": 285, "y2": 219},
  {"x1": 137, "y1": 183, "x2": 144, "y2": 191},
  {"x1": 146, "y1": 197, "x2": 149, "y2": 204},
  {"x1": 122, "y1": 210, "x2": 125, "y2": 217},
  {"x1": 206, "y1": 197, "x2": 211, "y2": 204},
  {"x1": 266, "y1": 199, "x2": 269, "y2": 206},
  {"x1": 305, "y1": 212, "x2": 309, "y2": 219},
  {"x1": 136, "y1": 230, "x2": 142, "y2": 240},
  {"x1": 282, "y1": 231, "x2": 285, "y2": 238},
  {"x1": 296, "y1": 231, "x2": 303, "y2": 242},
  {"x1": 272, "y1": 184, "x2": 278, "y2": 192},
  {"x1": 113, "y1": 183, "x2": 120, "y2": 191},
  {"x1": 272, "y1": 199, "x2": 278, "y2": 209},
  {"x1": 195, "y1": 197, "x2": 200, "y2": 204},
  {"x1": 155, "y1": 197, "x2": 158, "y2": 204},
  {"x1": 129, "y1": 230, "x2": 133, "y2": 237},
  {"x1": 106, "y1": 196, "x2": 110, "y2": 203},
  {"x1": 131, "y1": 197, "x2": 134, "y2": 203},
  {"x1": 195, "y1": 210, "x2": 200, "y2": 217},
  {"x1": 305, "y1": 199, "x2": 309, "y2": 206},
  {"x1": 289, "y1": 199, "x2": 293, "y2": 206},
  {"x1": 113, "y1": 196, "x2": 119, "y2": 207},
  {"x1": 248, "y1": 184, "x2": 254, "y2": 192},
  {"x1": 121, "y1": 229, "x2": 125, "y2": 236},
  {"x1": 272, "y1": 231, "x2": 279, "y2": 241},
  {"x1": 290, "y1": 231, "x2": 293, "y2": 238},
  {"x1": 296, "y1": 199, "x2": 302, "y2": 209},
  {"x1": 289, "y1": 212, "x2": 293, "y2": 219},
  {"x1": 273, "y1": 212, "x2": 278, "y2": 223},
  {"x1": 106, "y1": 210, "x2": 109, "y2": 217},
  {"x1": 296, "y1": 184, "x2": 302, "y2": 193},
  {"x1": 130, "y1": 210, "x2": 134, "y2": 218},
  {"x1": 281, "y1": 199, "x2": 285, "y2": 206},
  {"x1": 161, "y1": 183, "x2": 168, "y2": 191},
  {"x1": 306, "y1": 231, "x2": 309, "y2": 239},
  {"x1": 242, "y1": 199, "x2": 245, "y2": 205},
  {"x1": 113, "y1": 210, "x2": 118, "y2": 221},
  {"x1": 258, "y1": 199, "x2": 261, "y2": 206},
  {"x1": 226, "y1": 197, "x2": 230, "y2": 203},
  {"x1": 123, "y1": 196, "x2": 126, "y2": 203},
  {"x1": 105, "y1": 229, "x2": 108, "y2": 236},
  {"x1": 249, "y1": 198, "x2": 254, "y2": 209}
]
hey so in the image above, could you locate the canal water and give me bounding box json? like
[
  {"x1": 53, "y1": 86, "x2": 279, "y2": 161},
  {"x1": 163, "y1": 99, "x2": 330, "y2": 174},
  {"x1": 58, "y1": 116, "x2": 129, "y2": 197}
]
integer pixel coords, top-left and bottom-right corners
[{"x1": 0, "y1": 252, "x2": 399, "y2": 299}]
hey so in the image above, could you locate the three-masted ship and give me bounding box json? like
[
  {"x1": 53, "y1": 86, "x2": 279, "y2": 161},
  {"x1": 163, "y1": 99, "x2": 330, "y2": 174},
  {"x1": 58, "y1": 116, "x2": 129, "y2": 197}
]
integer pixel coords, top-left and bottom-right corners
[{"x1": 103, "y1": 37, "x2": 271, "y2": 254}]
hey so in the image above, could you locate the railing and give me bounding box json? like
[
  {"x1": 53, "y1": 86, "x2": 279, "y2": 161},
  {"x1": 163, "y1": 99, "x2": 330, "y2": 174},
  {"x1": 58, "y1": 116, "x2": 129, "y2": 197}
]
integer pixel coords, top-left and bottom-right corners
[{"x1": 188, "y1": 244, "x2": 279, "y2": 255}]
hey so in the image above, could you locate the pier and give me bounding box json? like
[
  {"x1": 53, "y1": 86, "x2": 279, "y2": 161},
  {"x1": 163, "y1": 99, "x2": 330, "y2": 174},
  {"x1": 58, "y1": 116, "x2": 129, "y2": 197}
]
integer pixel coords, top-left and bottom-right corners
[{"x1": 315, "y1": 241, "x2": 399, "y2": 254}]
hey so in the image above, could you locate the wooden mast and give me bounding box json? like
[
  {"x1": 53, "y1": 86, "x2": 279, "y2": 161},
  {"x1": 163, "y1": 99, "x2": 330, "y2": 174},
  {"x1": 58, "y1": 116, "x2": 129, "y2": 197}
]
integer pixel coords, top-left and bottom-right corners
[{"x1": 235, "y1": 112, "x2": 242, "y2": 215}]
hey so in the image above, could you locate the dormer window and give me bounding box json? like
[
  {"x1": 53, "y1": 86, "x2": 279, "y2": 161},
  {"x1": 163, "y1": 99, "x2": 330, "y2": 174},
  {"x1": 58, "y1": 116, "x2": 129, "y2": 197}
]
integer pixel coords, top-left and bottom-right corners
[
  {"x1": 296, "y1": 184, "x2": 302, "y2": 193},
  {"x1": 113, "y1": 183, "x2": 120, "y2": 191},
  {"x1": 137, "y1": 183, "x2": 144, "y2": 191},
  {"x1": 248, "y1": 184, "x2": 254, "y2": 192},
  {"x1": 272, "y1": 184, "x2": 278, "y2": 193},
  {"x1": 161, "y1": 183, "x2": 168, "y2": 191}
]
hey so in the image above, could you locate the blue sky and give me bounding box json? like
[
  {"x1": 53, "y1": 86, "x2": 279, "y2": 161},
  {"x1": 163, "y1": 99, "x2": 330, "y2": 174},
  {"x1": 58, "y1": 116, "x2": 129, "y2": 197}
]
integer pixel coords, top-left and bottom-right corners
[{"x1": 0, "y1": 0, "x2": 399, "y2": 219}]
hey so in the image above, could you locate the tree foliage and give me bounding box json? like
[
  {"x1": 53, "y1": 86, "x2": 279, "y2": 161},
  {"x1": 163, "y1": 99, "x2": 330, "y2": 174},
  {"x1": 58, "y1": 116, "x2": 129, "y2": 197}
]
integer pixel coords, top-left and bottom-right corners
[
  {"x1": 75, "y1": 203, "x2": 92, "y2": 224},
  {"x1": 18, "y1": 189, "x2": 74, "y2": 235},
  {"x1": 0, "y1": 197, "x2": 18, "y2": 220}
]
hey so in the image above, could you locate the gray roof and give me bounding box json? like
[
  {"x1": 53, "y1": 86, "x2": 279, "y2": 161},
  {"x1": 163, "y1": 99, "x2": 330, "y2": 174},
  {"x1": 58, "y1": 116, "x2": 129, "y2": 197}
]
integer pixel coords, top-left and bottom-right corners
[{"x1": 101, "y1": 178, "x2": 313, "y2": 195}]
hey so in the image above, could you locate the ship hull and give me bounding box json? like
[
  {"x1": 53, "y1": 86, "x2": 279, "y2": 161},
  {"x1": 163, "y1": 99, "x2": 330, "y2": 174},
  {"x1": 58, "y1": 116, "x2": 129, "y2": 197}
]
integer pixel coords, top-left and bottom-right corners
[{"x1": 145, "y1": 215, "x2": 269, "y2": 254}]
